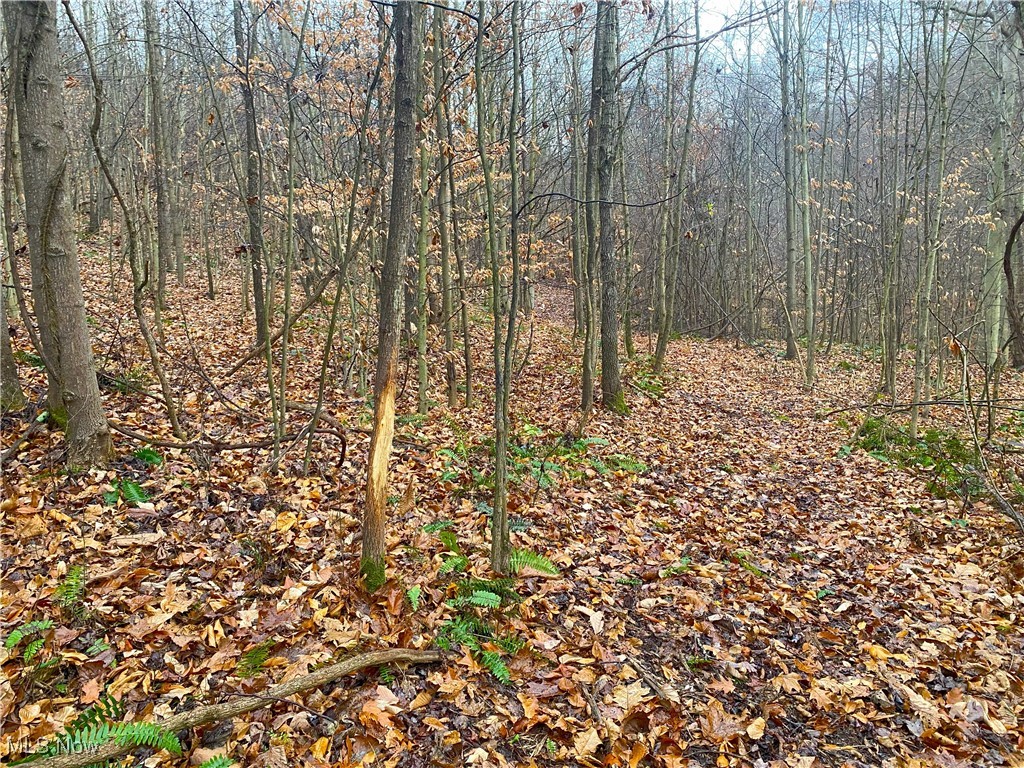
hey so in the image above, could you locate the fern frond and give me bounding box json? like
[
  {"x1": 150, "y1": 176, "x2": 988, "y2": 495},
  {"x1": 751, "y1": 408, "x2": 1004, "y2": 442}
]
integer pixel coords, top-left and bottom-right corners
[
  {"x1": 406, "y1": 586, "x2": 421, "y2": 611},
  {"x1": 439, "y1": 554, "x2": 468, "y2": 574},
  {"x1": 22, "y1": 638, "x2": 45, "y2": 664},
  {"x1": 495, "y1": 634, "x2": 525, "y2": 655},
  {"x1": 509, "y1": 548, "x2": 559, "y2": 576},
  {"x1": 119, "y1": 480, "x2": 150, "y2": 505},
  {"x1": 479, "y1": 650, "x2": 512, "y2": 683},
  {"x1": 237, "y1": 641, "x2": 274, "y2": 679},
  {"x1": 459, "y1": 578, "x2": 521, "y2": 603},
  {"x1": 464, "y1": 590, "x2": 501, "y2": 609},
  {"x1": 422, "y1": 519, "x2": 454, "y2": 533},
  {"x1": 198, "y1": 756, "x2": 235, "y2": 768},
  {"x1": 5, "y1": 619, "x2": 54, "y2": 650},
  {"x1": 67, "y1": 692, "x2": 124, "y2": 733},
  {"x1": 437, "y1": 530, "x2": 460, "y2": 553},
  {"x1": 55, "y1": 566, "x2": 86, "y2": 615}
]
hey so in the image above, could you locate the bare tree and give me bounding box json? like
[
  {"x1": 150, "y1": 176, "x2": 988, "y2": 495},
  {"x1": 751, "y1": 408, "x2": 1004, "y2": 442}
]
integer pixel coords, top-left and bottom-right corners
[
  {"x1": 362, "y1": 0, "x2": 422, "y2": 591},
  {"x1": 4, "y1": 0, "x2": 112, "y2": 465}
]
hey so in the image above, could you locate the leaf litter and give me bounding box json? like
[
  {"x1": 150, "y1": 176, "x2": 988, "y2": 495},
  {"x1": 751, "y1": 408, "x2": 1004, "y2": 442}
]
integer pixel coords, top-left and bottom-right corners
[{"x1": 1, "y1": 258, "x2": 1022, "y2": 768}]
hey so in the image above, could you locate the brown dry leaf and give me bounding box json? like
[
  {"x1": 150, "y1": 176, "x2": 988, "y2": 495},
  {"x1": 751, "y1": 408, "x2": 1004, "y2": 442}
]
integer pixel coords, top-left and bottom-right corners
[
  {"x1": 700, "y1": 698, "x2": 745, "y2": 744},
  {"x1": 409, "y1": 690, "x2": 433, "y2": 710},
  {"x1": 13, "y1": 513, "x2": 47, "y2": 540},
  {"x1": 575, "y1": 605, "x2": 605, "y2": 633},
  {"x1": 612, "y1": 680, "x2": 651, "y2": 712},
  {"x1": 746, "y1": 716, "x2": 766, "y2": 740},
  {"x1": 627, "y1": 741, "x2": 648, "y2": 768},
  {"x1": 80, "y1": 677, "x2": 102, "y2": 705},
  {"x1": 573, "y1": 726, "x2": 602, "y2": 758}
]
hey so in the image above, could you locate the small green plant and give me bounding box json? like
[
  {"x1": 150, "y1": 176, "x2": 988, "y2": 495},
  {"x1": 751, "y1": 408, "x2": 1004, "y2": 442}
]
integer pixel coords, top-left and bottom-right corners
[
  {"x1": 632, "y1": 370, "x2": 665, "y2": 398},
  {"x1": 132, "y1": 447, "x2": 164, "y2": 466},
  {"x1": 5, "y1": 620, "x2": 54, "y2": 654},
  {"x1": 732, "y1": 550, "x2": 767, "y2": 579},
  {"x1": 435, "y1": 616, "x2": 517, "y2": 683},
  {"x1": 659, "y1": 557, "x2": 692, "y2": 578},
  {"x1": 14, "y1": 350, "x2": 45, "y2": 369},
  {"x1": 848, "y1": 417, "x2": 981, "y2": 499},
  {"x1": 378, "y1": 666, "x2": 395, "y2": 684},
  {"x1": 815, "y1": 588, "x2": 835, "y2": 600},
  {"x1": 86, "y1": 637, "x2": 110, "y2": 656},
  {"x1": 103, "y1": 479, "x2": 149, "y2": 506},
  {"x1": 55, "y1": 566, "x2": 87, "y2": 619},
  {"x1": 237, "y1": 640, "x2": 275, "y2": 679},
  {"x1": 406, "y1": 586, "x2": 422, "y2": 611},
  {"x1": 422, "y1": 519, "x2": 455, "y2": 533},
  {"x1": 509, "y1": 548, "x2": 559, "y2": 576},
  {"x1": 197, "y1": 757, "x2": 235, "y2": 768}
]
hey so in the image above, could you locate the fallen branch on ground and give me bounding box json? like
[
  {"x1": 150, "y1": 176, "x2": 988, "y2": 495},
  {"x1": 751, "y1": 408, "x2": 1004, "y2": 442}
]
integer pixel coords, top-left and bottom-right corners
[
  {"x1": 109, "y1": 420, "x2": 347, "y2": 462},
  {"x1": 27, "y1": 647, "x2": 443, "y2": 768}
]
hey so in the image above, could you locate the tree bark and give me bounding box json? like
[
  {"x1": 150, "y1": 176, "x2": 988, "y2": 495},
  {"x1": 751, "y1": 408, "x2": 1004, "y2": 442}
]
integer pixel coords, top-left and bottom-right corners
[
  {"x1": 594, "y1": 0, "x2": 624, "y2": 412},
  {"x1": 234, "y1": 0, "x2": 268, "y2": 347},
  {"x1": 4, "y1": 0, "x2": 112, "y2": 465},
  {"x1": 362, "y1": 0, "x2": 421, "y2": 591}
]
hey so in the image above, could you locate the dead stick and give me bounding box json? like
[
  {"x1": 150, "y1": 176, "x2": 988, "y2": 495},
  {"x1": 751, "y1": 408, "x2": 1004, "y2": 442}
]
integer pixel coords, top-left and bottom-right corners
[
  {"x1": 27, "y1": 647, "x2": 442, "y2": 768},
  {"x1": 108, "y1": 420, "x2": 346, "y2": 459}
]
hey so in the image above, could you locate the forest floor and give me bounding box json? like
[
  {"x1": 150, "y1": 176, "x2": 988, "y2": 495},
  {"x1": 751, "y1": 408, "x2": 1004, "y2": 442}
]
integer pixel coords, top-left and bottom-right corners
[{"x1": 2, "y1": 250, "x2": 1024, "y2": 768}]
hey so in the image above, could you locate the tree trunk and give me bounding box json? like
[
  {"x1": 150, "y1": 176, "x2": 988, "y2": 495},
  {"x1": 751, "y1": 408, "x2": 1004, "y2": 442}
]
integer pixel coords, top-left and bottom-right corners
[
  {"x1": 143, "y1": 0, "x2": 173, "y2": 308},
  {"x1": 4, "y1": 0, "x2": 112, "y2": 465},
  {"x1": 234, "y1": 0, "x2": 268, "y2": 347},
  {"x1": 362, "y1": 0, "x2": 421, "y2": 591},
  {"x1": 594, "y1": 0, "x2": 624, "y2": 412}
]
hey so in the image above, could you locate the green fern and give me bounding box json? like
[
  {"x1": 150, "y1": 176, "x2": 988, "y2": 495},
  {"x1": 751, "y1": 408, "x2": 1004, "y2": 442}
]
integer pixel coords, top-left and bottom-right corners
[
  {"x1": 22, "y1": 638, "x2": 45, "y2": 664},
  {"x1": 509, "y1": 548, "x2": 559, "y2": 576},
  {"x1": 104, "y1": 479, "x2": 150, "y2": 506},
  {"x1": 479, "y1": 649, "x2": 512, "y2": 684},
  {"x1": 86, "y1": 638, "x2": 110, "y2": 656},
  {"x1": 437, "y1": 530, "x2": 461, "y2": 553},
  {"x1": 18, "y1": 704, "x2": 180, "y2": 765},
  {"x1": 197, "y1": 756, "x2": 235, "y2": 768},
  {"x1": 55, "y1": 566, "x2": 86, "y2": 616},
  {"x1": 132, "y1": 448, "x2": 164, "y2": 466},
  {"x1": 120, "y1": 480, "x2": 149, "y2": 505},
  {"x1": 434, "y1": 617, "x2": 521, "y2": 683},
  {"x1": 439, "y1": 554, "x2": 468, "y2": 575},
  {"x1": 237, "y1": 641, "x2": 275, "y2": 679},
  {"x1": 458, "y1": 590, "x2": 502, "y2": 609},
  {"x1": 406, "y1": 586, "x2": 422, "y2": 611},
  {"x1": 5, "y1": 619, "x2": 53, "y2": 650},
  {"x1": 76, "y1": 692, "x2": 124, "y2": 728},
  {"x1": 422, "y1": 519, "x2": 454, "y2": 533},
  {"x1": 458, "y1": 578, "x2": 521, "y2": 604}
]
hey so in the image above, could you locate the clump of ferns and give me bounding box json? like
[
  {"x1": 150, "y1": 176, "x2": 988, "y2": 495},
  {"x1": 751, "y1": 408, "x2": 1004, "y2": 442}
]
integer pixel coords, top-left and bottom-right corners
[
  {"x1": 425, "y1": 520, "x2": 558, "y2": 683},
  {"x1": 12, "y1": 691, "x2": 182, "y2": 765}
]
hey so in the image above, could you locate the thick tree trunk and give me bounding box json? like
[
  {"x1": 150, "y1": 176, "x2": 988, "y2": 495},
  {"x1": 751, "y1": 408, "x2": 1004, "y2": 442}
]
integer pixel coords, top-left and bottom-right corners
[
  {"x1": 4, "y1": 0, "x2": 112, "y2": 465},
  {"x1": 362, "y1": 0, "x2": 421, "y2": 591}
]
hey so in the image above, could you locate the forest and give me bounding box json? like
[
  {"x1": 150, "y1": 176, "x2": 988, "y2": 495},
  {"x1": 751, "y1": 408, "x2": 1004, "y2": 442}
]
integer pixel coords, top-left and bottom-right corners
[{"x1": 1, "y1": 0, "x2": 1023, "y2": 766}]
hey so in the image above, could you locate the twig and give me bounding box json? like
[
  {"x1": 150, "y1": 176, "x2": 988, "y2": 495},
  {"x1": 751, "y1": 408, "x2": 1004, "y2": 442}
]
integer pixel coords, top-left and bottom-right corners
[{"x1": 25, "y1": 647, "x2": 442, "y2": 768}]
